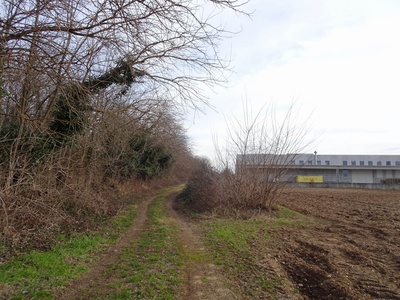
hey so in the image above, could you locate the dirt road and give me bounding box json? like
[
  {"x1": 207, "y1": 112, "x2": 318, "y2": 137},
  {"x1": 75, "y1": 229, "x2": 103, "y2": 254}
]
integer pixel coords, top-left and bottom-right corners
[
  {"x1": 59, "y1": 188, "x2": 234, "y2": 299},
  {"x1": 165, "y1": 194, "x2": 236, "y2": 300},
  {"x1": 60, "y1": 194, "x2": 157, "y2": 299}
]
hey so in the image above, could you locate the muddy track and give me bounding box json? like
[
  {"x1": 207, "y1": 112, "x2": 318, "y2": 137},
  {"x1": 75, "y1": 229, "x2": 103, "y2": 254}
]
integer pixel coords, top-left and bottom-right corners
[{"x1": 165, "y1": 194, "x2": 237, "y2": 300}]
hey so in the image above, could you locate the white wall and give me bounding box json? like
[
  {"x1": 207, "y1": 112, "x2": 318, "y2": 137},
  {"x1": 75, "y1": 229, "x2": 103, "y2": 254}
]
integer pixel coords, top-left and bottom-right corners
[{"x1": 352, "y1": 170, "x2": 374, "y2": 183}]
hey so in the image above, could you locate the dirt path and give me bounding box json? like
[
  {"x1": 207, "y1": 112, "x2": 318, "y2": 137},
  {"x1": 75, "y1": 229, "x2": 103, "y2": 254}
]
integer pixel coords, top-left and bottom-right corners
[
  {"x1": 59, "y1": 194, "x2": 156, "y2": 300},
  {"x1": 165, "y1": 194, "x2": 237, "y2": 300},
  {"x1": 59, "y1": 190, "x2": 236, "y2": 300}
]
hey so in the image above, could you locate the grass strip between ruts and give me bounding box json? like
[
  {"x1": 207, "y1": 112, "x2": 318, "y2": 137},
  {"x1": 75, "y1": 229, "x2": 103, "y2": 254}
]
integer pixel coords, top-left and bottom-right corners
[{"x1": 96, "y1": 189, "x2": 185, "y2": 299}]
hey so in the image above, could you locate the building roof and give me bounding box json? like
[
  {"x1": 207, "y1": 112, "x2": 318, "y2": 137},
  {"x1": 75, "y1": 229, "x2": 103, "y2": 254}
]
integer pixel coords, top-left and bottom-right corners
[{"x1": 237, "y1": 153, "x2": 400, "y2": 169}]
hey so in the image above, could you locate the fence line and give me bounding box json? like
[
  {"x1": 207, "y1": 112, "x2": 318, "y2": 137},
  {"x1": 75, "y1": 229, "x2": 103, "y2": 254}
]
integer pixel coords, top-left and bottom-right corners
[{"x1": 288, "y1": 182, "x2": 400, "y2": 190}]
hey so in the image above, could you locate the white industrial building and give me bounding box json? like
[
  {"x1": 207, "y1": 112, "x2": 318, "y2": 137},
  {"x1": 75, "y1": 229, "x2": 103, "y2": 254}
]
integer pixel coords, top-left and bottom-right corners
[
  {"x1": 236, "y1": 153, "x2": 400, "y2": 188},
  {"x1": 292, "y1": 153, "x2": 400, "y2": 184}
]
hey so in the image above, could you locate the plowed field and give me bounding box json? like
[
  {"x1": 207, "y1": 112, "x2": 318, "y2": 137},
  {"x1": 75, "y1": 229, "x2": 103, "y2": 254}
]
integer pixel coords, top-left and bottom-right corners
[{"x1": 276, "y1": 187, "x2": 400, "y2": 299}]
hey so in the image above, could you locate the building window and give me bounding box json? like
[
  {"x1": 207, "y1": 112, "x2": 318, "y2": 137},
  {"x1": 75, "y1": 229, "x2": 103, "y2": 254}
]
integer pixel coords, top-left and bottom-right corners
[
  {"x1": 342, "y1": 169, "x2": 349, "y2": 177},
  {"x1": 317, "y1": 160, "x2": 321, "y2": 165},
  {"x1": 368, "y1": 161, "x2": 373, "y2": 166},
  {"x1": 325, "y1": 160, "x2": 330, "y2": 165},
  {"x1": 377, "y1": 161, "x2": 382, "y2": 166},
  {"x1": 396, "y1": 161, "x2": 400, "y2": 166},
  {"x1": 386, "y1": 161, "x2": 391, "y2": 166},
  {"x1": 343, "y1": 161, "x2": 348, "y2": 166},
  {"x1": 351, "y1": 161, "x2": 356, "y2": 166},
  {"x1": 299, "y1": 160, "x2": 304, "y2": 165},
  {"x1": 359, "y1": 161, "x2": 365, "y2": 166},
  {"x1": 307, "y1": 160, "x2": 313, "y2": 165}
]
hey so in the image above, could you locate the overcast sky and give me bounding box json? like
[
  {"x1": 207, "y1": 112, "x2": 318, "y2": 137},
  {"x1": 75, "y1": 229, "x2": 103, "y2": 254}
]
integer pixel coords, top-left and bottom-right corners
[{"x1": 185, "y1": 0, "x2": 400, "y2": 160}]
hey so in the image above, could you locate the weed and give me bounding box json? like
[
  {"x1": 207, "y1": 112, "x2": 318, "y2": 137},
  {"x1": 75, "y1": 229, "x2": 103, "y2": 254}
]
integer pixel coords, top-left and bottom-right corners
[
  {"x1": 184, "y1": 251, "x2": 207, "y2": 263},
  {"x1": 94, "y1": 191, "x2": 185, "y2": 299},
  {"x1": 202, "y1": 206, "x2": 316, "y2": 298},
  {"x1": 0, "y1": 234, "x2": 110, "y2": 299},
  {"x1": 270, "y1": 205, "x2": 317, "y2": 228},
  {"x1": 112, "y1": 288, "x2": 133, "y2": 300},
  {"x1": 111, "y1": 204, "x2": 138, "y2": 233},
  {"x1": 0, "y1": 198, "x2": 140, "y2": 299}
]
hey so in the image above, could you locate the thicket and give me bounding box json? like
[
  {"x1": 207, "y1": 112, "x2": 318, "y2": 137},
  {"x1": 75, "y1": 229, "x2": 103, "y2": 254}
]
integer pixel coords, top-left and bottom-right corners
[
  {"x1": 180, "y1": 102, "x2": 314, "y2": 218},
  {"x1": 0, "y1": 0, "x2": 247, "y2": 254}
]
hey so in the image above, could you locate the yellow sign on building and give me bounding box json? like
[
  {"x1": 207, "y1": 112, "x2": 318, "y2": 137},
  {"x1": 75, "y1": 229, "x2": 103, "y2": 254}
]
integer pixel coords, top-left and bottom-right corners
[{"x1": 296, "y1": 175, "x2": 324, "y2": 183}]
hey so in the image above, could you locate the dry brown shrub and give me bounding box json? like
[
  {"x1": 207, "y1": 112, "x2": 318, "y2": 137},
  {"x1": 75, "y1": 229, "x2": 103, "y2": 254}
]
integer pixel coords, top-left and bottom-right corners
[
  {"x1": 1, "y1": 190, "x2": 69, "y2": 252},
  {"x1": 180, "y1": 158, "x2": 287, "y2": 219},
  {"x1": 0, "y1": 185, "x2": 123, "y2": 253},
  {"x1": 0, "y1": 174, "x2": 182, "y2": 256}
]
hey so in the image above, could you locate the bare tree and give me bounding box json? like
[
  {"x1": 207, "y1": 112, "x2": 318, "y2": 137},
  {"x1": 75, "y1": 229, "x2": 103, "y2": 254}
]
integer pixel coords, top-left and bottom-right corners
[
  {"x1": 1, "y1": 0, "x2": 248, "y2": 109},
  {"x1": 212, "y1": 100, "x2": 314, "y2": 214},
  {"x1": 0, "y1": 0, "x2": 249, "y2": 191},
  {"x1": 0, "y1": 0, "x2": 250, "y2": 250}
]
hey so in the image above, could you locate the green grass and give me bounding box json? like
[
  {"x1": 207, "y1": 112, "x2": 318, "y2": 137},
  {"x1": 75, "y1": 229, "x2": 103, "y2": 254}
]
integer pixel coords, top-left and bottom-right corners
[
  {"x1": 97, "y1": 191, "x2": 185, "y2": 299},
  {"x1": 276, "y1": 205, "x2": 310, "y2": 221},
  {"x1": 0, "y1": 234, "x2": 109, "y2": 299},
  {"x1": 206, "y1": 218, "x2": 263, "y2": 251},
  {"x1": 202, "y1": 205, "x2": 317, "y2": 298},
  {"x1": 111, "y1": 203, "x2": 138, "y2": 235},
  {"x1": 267, "y1": 205, "x2": 318, "y2": 228},
  {"x1": 0, "y1": 199, "x2": 140, "y2": 300}
]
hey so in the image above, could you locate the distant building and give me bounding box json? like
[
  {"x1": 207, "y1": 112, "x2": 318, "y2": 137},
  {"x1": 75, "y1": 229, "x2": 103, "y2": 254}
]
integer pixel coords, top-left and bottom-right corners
[{"x1": 236, "y1": 153, "x2": 400, "y2": 187}]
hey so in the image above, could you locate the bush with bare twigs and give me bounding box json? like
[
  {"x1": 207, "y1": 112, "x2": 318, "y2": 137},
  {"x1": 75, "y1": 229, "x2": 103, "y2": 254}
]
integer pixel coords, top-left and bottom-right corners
[{"x1": 181, "y1": 101, "x2": 314, "y2": 217}]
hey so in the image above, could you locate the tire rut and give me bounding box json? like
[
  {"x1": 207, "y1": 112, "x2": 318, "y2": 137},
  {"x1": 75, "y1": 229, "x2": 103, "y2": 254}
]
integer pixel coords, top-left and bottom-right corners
[
  {"x1": 165, "y1": 194, "x2": 238, "y2": 300},
  {"x1": 59, "y1": 194, "x2": 157, "y2": 300}
]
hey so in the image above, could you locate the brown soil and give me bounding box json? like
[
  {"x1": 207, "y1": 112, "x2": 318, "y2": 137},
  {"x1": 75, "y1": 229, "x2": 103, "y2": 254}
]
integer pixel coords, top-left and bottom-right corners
[{"x1": 273, "y1": 187, "x2": 400, "y2": 300}]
